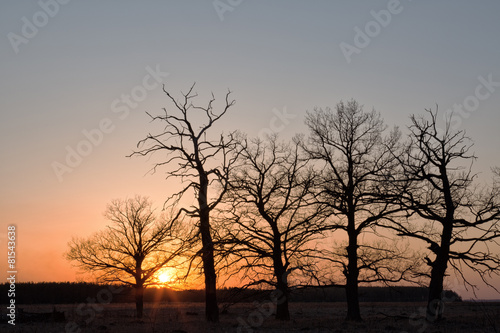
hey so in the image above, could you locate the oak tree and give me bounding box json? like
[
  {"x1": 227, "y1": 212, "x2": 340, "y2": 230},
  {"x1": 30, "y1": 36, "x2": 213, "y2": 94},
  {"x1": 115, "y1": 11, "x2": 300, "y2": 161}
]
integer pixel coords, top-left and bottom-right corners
[
  {"x1": 302, "y1": 100, "x2": 407, "y2": 321},
  {"x1": 66, "y1": 196, "x2": 188, "y2": 318},
  {"x1": 388, "y1": 108, "x2": 500, "y2": 321},
  {"x1": 130, "y1": 84, "x2": 238, "y2": 322},
  {"x1": 217, "y1": 135, "x2": 327, "y2": 320}
]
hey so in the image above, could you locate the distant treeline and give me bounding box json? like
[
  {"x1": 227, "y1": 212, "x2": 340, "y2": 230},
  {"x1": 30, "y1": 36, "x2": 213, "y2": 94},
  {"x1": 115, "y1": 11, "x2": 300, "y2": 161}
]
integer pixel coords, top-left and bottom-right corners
[{"x1": 0, "y1": 282, "x2": 461, "y2": 305}]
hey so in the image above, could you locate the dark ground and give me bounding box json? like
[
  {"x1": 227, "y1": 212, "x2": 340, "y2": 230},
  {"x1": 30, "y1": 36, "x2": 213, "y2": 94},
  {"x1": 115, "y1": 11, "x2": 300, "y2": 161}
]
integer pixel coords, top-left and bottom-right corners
[{"x1": 1, "y1": 301, "x2": 499, "y2": 332}]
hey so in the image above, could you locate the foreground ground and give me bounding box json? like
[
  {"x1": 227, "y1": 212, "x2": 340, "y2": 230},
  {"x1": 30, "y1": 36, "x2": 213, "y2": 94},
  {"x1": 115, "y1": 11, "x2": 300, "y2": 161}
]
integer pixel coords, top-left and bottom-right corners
[{"x1": 1, "y1": 301, "x2": 499, "y2": 332}]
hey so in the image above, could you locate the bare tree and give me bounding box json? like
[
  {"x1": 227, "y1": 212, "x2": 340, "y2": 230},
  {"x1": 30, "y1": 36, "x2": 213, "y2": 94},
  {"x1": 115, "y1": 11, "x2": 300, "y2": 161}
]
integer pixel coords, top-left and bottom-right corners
[
  {"x1": 66, "y1": 196, "x2": 188, "y2": 318},
  {"x1": 387, "y1": 108, "x2": 500, "y2": 321},
  {"x1": 129, "y1": 84, "x2": 237, "y2": 322},
  {"x1": 302, "y1": 100, "x2": 407, "y2": 321},
  {"x1": 216, "y1": 135, "x2": 328, "y2": 320}
]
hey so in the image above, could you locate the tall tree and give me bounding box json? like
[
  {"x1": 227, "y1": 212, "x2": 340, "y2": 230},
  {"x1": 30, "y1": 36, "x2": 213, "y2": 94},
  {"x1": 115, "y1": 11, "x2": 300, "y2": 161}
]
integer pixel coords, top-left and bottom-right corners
[
  {"x1": 66, "y1": 196, "x2": 188, "y2": 318},
  {"x1": 302, "y1": 100, "x2": 405, "y2": 321},
  {"x1": 130, "y1": 84, "x2": 237, "y2": 322},
  {"x1": 217, "y1": 135, "x2": 327, "y2": 320},
  {"x1": 388, "y1": 108, "x2": 500, "y2": 321}
]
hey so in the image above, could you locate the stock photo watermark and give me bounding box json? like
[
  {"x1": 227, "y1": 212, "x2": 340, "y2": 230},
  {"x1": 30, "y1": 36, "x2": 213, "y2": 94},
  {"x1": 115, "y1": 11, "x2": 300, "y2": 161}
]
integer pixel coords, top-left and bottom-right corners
[
  {"x1": 258, "y1": 106, "x2": 296, "y2": 140},
  {"x1": 237, "y1": 289, "x2": 286, "y2": 333},
  {"x1": 444, "y1": 73, "x2": 499, "y2": 130},
  {"x1": 6, "y1": 225, "x2": 17, "y2": 326},
  {"x1": 340, "y1": 0, "x2": 412, "y2": 64},
  {"x1": 7, "y1": 0, "x2": 72, "y2": 54},
  {"x1": 213, "y1": 0, "x2": 244, "y2": 21},
  {"x1": 403, "y1": 275, "x2": 468, "y2": 333},
  {"x1": 51, "y1": 65, "x2": 169, "y2": 182},
  {"x1": 65, "y1": 284, "x2": 124, "y2": 333}
]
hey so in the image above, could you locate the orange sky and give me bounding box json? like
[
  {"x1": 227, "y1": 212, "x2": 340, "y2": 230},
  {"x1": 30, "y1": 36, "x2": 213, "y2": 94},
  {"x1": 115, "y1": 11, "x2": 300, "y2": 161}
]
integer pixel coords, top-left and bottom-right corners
[{"x1": 1, "y1": 189, "x2": 499, "y2": 300}]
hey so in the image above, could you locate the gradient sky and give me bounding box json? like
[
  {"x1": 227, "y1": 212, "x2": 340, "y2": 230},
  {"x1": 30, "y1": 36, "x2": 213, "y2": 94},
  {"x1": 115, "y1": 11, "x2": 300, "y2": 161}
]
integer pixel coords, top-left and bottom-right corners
[{"x1": 1, "y1": 1, "x2": 499, "y2": 299}]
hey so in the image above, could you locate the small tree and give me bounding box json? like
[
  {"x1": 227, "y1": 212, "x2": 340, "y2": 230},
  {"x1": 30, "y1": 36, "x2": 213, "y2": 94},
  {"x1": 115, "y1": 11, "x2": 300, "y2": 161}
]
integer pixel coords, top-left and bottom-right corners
[
  {"x1": 129, "y1": 84, "x2": 238, "y2": 322},
  {"x1": 66, "y1": 196, "x2": 188, "y2": 318},
  {"x1": 388, "y1": 108, "x2": 500, "y2": 321},
  {"x1": 217, "y1": 135, "x2": 327, "y2": 320},
  {"x1": 302, "y1": 100, "x2": 408, "y2": 321}
]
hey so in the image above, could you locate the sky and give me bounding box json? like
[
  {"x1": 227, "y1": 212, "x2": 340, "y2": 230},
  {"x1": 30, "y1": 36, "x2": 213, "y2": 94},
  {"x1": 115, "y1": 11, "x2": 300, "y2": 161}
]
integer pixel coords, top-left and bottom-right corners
[{"x1": 1, "y1": 0, "x2": 499, "y2": 299}]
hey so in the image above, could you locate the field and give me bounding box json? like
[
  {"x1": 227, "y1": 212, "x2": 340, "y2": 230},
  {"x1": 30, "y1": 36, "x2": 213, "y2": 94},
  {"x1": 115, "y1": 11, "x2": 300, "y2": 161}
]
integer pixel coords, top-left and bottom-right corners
[{"x1": 1, "y1": 301, "x2": 499, "y2": 332}]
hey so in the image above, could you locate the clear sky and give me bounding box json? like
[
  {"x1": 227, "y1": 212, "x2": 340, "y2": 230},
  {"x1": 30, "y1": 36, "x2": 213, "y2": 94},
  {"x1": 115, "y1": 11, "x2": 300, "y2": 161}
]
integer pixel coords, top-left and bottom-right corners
[{"x1": 1, "y1": 1, "x2": 499, "y2": 299}]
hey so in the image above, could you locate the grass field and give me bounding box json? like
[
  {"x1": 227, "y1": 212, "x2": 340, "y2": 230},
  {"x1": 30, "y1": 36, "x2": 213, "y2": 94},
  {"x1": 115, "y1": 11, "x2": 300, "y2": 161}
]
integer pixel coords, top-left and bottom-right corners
[{"x1": 1, "y1": 301, "x2": 499, "y2": 332}]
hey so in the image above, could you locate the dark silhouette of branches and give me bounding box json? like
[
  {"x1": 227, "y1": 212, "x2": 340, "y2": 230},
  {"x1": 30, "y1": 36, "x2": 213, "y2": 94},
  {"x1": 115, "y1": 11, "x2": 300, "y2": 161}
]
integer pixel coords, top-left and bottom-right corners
[
  {"x1": 215, "y1": 134, "x2": 328, "y2": 320},
  {"x1": 302, "y1": 100, "x2": 412, "y2": 321},
  {"x1": 66, "y1": 196, "x2": 189, "y2": 318},
  {"x1": 385, "y1": 107, "x2": 500, "y2": 321},
  {"x1": 129, "y1": 83, "x2": 238, "y2": 322}
]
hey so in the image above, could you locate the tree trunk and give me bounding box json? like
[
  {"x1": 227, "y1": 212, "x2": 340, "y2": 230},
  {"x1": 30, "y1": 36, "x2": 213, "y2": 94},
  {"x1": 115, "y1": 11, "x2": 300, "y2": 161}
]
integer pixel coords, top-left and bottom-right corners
[
  {"x1": 203, "y1": 256, "x2": 219, "y2": 323},
  {"x1": 134, "y1": 262, "x2": 145, "y2": 319},
  {"x1": 426, "y1": 223, "x2": 452, "y2": 322},
  {"x1": 275, "y1": 273, "x2": 290, "y2": 320},
  {"x1": 345, "y1": 193, "x2": 362, "y2": 322},
  {"x1": 345, "y1": 241, "x2": 362, "y2": 322},
  {"x1": 135, "y1": 285, "x2": 144, "y2": 319},
  {"x1": 198, "y1": 176, "x2": 219, "y2": 323},
  {"x1": 426, "y1": 169, "x2": 454, "y2": 322},
  {"x1": 427, "y1": 263, "x2": 446, "y2": 322},
  {"x1": 270, "y1": 220, "x2": 289, "y2": 321},
  {"x1": 200, "y1": 211, "x2": 219, "y2": 322},
  {"x1": 276, "y1": 294, "x2": 289, "y2": 320}
]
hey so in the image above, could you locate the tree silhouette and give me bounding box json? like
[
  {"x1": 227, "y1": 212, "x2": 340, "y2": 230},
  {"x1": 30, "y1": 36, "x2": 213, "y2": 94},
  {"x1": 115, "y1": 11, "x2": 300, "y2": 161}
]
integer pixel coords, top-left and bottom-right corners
[
  {"x1": 302, "y1": 100, "x2": 408, "y2": 321},
  {"x1": 66, "y1": 196, "x2": 188, "y2": 318},
  {"x1": 387, "y1": 108, "x2": 500, "y2": 321},
  {"x1": 216, "y1": 135, "x2": 328, "y2": 320},
  {"x1": 129, "y1": 84, "x2": 238, "y2": 322}
]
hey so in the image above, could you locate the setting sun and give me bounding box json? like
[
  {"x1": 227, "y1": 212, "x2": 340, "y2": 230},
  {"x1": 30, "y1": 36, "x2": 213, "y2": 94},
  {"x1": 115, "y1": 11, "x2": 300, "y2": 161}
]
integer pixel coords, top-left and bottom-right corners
[
  {"x1": 157, "y1": 268, "x2": 174, "y2": 284},
  {"x1": 158, "y1": 273, "x2": 170, "y2": 284}
]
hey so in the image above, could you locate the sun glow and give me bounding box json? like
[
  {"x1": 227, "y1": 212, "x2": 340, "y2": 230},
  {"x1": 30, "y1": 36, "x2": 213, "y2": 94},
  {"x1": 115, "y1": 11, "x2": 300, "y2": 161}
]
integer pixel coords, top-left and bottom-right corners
[{"x1": 158, "y1": 271, "x2": 172, "y2": 284}]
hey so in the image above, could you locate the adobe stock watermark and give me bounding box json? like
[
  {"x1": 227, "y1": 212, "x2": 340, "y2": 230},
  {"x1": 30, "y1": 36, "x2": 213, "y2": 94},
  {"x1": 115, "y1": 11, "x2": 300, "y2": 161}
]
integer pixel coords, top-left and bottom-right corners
[
  {"x1": 340, "y1": 0, "x2": 412, "y2": 64},
  {"x1": 404, "y1": 277, "x2": 467, "y2": 333},
  {"x1": 65, "y1": 284, "x2": 124, "y2": 333},
  {"x1": 258, "y1": 106, "x2": 296, "y2": 140},
  {"x1": 404, "y1": 290, "x2": 458, "y2": 333},
  {"x1": 7, "y1": 0, "x2": 72, "y2": 54},
  {"x1": 236, "y1": 288, "x2": 287, "y2": 333},
  {"x1": 51, "y1": 65, "x2": 169, "y2": 182},
  {"x1": 443, "y1": 74, "x2": 499, "y2": 130},
  {"x1": 213, "y1": 0, "x2": 244, "y2": 21}
]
